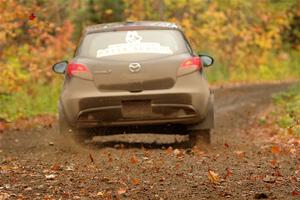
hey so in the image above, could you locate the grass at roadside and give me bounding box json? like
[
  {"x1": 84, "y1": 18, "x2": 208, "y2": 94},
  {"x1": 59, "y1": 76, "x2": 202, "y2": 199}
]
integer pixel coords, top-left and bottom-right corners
[
  {"x1": 0, "y1": 80, "x2": 61, "y2": 122},
  {"x1": 206, "y1": 51, "x2": 300, "y2": 83},
  {"x1": 272, "y1": 83, "x2": 300, "y2": 137}
]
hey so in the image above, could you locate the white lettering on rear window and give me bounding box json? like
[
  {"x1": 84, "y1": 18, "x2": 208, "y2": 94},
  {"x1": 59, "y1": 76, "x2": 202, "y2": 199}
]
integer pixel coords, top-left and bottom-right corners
[{"x1": 96, "y1": 31, "x2": 173, "y2": 58}]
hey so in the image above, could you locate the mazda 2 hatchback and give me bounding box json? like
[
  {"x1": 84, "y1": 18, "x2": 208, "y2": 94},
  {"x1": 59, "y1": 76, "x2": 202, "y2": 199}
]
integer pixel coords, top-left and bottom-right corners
[{"x1": 53, "y1": 21, "x2": 214, "y2": 144}]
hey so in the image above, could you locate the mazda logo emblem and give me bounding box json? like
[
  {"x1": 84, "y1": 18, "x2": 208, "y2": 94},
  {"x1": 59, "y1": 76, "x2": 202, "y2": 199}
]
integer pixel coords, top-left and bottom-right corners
[{"x1": 129, "y1": 63, "x2": 141, "y2": 73}]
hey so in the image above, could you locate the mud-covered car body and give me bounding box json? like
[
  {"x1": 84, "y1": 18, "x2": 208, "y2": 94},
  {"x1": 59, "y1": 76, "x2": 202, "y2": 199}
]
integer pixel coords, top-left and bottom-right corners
[{"x1": 53, "y1": 21, "x2": 214, "y2": 140}]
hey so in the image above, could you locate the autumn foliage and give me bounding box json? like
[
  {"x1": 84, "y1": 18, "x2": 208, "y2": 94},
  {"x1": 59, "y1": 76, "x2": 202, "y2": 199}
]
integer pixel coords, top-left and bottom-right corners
[
  {"x1": 0, "y1": 0, "x2": 74, "y2": 94},
  {"x1": 124, "y1": 0, "x2": 300, "y2": 81},
  {"x1": 0, "y1": 0, "x2": 300, "y2": 121}
]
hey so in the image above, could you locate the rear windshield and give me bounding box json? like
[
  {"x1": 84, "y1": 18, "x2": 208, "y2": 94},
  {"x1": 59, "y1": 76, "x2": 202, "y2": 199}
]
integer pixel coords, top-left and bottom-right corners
[{"x1": 77, "y1": 30, "x2": 189, "y2": 60}]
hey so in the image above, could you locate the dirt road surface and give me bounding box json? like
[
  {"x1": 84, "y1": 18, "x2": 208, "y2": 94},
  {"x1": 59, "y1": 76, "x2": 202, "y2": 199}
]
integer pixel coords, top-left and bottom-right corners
[{"x1": 1, "y1": 83, "x2": 300, "y2": 200}]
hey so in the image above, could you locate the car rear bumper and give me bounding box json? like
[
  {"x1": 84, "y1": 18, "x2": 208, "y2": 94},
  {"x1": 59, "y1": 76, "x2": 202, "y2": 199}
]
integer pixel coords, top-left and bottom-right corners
[
  {"x1": 76, "y1": 102, "x2": 200, "y2": 127},
  {"x1": 60, "y1": 73, "x2": 211, "y2": 128}
]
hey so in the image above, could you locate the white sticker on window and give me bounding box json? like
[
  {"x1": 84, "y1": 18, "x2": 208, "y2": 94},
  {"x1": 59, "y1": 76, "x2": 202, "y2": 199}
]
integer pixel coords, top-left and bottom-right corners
[
  {"x1": 126, "y1": 31, "x2": 142, "y2": 43},
  {"x1": 96, "y1": 31, "x2": 173, "y2": 58}
]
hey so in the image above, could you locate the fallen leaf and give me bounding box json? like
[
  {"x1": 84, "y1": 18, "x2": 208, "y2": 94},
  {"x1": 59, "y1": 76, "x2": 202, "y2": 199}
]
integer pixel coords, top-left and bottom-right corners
[
  {"x1": 173, "y1": 149, "x2": 180, "y2": 156},
  {"x1": 24, "y1": 187, "x2": 32, "y2": 191},
  {"x1": 143, "y1": 149, "x2": 150, "y2": 157},
  {"x1": 166, "y1": 146, "x2": 173, "y2": 155},
  {"x1": 208, "y1": 170, "x2": 220, "y2": 184},
  {"x1": 0, "y1": 193, "x2": 10, "y2": 200},
  {"x1": 66, "y1": 165, "x2": 74, "y2": 171},
  {"x1": 263, "y1": 175, "x2": 276, "y2": 183},
  {"x1": 159, "y1": 177, "x2": 165, "y2": 182},
  {"x1": 130, "y1": 155, "x2": 138, "y2": 164},
  {"x1": 274, "y1": 170, "x2": 282, "y2": 177},
  {"x1": 269, "y1": 159, "x2": 277, "y2": 166},
  {"x1": 265, "y1": 184, "x2": 271, "y2": 191},
  {"x1": 96, "y1": 191, "x2": 104, "y2": 196},
  {"x1": 173, "y1": 149, "x2": 184, "y2": 157},
  {"x1": 189, "y1": 166, "x2": 193, "y2": 173},
  {"x1": 0, "y1": 122, "x2": 5, "y2": 133},
  {"x1": 48, "y1": 142, "x2": 54, "y2": 146},
  {"x1": 234, "y1": 150, "x2": 245, "y2": 158},
  {"x1": 45, "y1": 174, "x2": 56, "y2": 180},
  {"x1": 29, "y1": 13, "x2": 36, "y2": 20},
  {"x1": 175, "y1": 163, "x2": 181, "y2": 169},
  {"x1": 51, "y1": 163, "x2": 62, "y2": 171},
  {"x1": 291, "y1": 176, "x2": 298, "y2": 182},
  {"x1": 287, "y1": 128, "x2": 293, "y2": 135},
  {"x1": 271, "y1": 146, "x2": 281, "y2": 154},
  {"x1": 101, "y1": 177, "x2": 110, "y2": 182},
  {"x1": 117, "y1": 188, "x2": 127, "y2": 195},
  {"x1": 288, "y1": 138, "x2": 300, "y2": 146},
  {"x1": 132, "y1": 178, "x2": 140, "y2": 185},
  {"x1": 292, "y1": 190, "x2": 300, "y2": 196},
  {"x1": 225, "y1": 168, "x2": 233, "y2": 179},
  {"x1": 289, "y1": 148, "x2": 296, "y2": 154},
  {"x1": 89, "y1": 153, "x2": 94, "y2": 163},
  {"x1": 142, "y1": 156, "x2": 149, "y2": 160}
]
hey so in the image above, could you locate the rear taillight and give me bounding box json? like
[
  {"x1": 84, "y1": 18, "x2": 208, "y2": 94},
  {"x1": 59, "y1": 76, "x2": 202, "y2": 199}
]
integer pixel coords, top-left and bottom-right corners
[
  {"x1": 67, "y1": 63, "x2": 89, "y2": 76},
  {"x1": 177, "y1": 57, "x2": 202, "y2": 77},
  {"x1": 180, "y1": 57, "x2": 202, "y2": 70},
  {"x1": 67, "y1": 63, "x2": 92, "y2": 80}
]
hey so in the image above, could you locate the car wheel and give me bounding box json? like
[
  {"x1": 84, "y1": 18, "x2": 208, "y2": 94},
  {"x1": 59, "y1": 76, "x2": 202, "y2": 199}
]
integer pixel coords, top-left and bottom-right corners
[
  {"x1": 58, "y1": 110, "x2": 88, "y2": 142},
  {"x1": 58, "y1": 110, "x2": 72, "y2": 135},
  {"x1": 189, "y1": 129, "x2": 211, "y2": 146}
]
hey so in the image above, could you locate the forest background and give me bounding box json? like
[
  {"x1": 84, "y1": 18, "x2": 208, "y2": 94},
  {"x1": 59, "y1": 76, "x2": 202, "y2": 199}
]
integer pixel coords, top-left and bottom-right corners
[{"x1": 0, "y1": 0, "x2": 299, "y2": 134}]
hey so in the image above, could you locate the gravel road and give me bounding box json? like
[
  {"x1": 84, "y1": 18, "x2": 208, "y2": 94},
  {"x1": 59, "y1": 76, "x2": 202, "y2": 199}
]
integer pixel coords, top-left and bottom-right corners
[{"x1": 1, "y1": 83, "x2": 299, "y2": 200}]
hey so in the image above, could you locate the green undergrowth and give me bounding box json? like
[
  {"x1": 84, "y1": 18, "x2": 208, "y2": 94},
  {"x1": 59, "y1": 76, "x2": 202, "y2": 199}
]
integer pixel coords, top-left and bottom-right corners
[
  {"x1": 273, "y1": 83, "x2": 300, "y2": 137},
  {"x1": 0, "y1": 80, "x2": 61, "y2": 121},
  {"x1": 206, "y1": 51, "x2": 300, "y2": 83}
]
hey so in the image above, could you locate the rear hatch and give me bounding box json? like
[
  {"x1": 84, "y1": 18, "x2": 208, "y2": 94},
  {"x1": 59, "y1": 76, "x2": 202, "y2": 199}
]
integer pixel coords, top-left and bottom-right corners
[
  {"x1": 76, "y1": 54, "x2": 190, "y2": 92},
  {"x1": 76, "y1": 29, "x2": 192, "y2": 92}
]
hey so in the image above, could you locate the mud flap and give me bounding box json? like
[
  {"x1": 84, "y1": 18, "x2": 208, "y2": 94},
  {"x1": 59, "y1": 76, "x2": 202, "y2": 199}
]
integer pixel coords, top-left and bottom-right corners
[{"x1": 188, "y1": 93, "x2": 214, "y2": 130}]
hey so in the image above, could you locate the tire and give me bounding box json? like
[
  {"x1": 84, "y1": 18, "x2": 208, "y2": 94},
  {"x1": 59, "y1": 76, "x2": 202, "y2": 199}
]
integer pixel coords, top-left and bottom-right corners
[
  {"x1": 189, "y1": 129, "x2": 211, "y2": 147},
  {"x1": 58, "y1": 109, "x2": 72, "y2": 135},
  {"x1": 58, "y1": 109, "x2": 90, "y2": 143}
]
